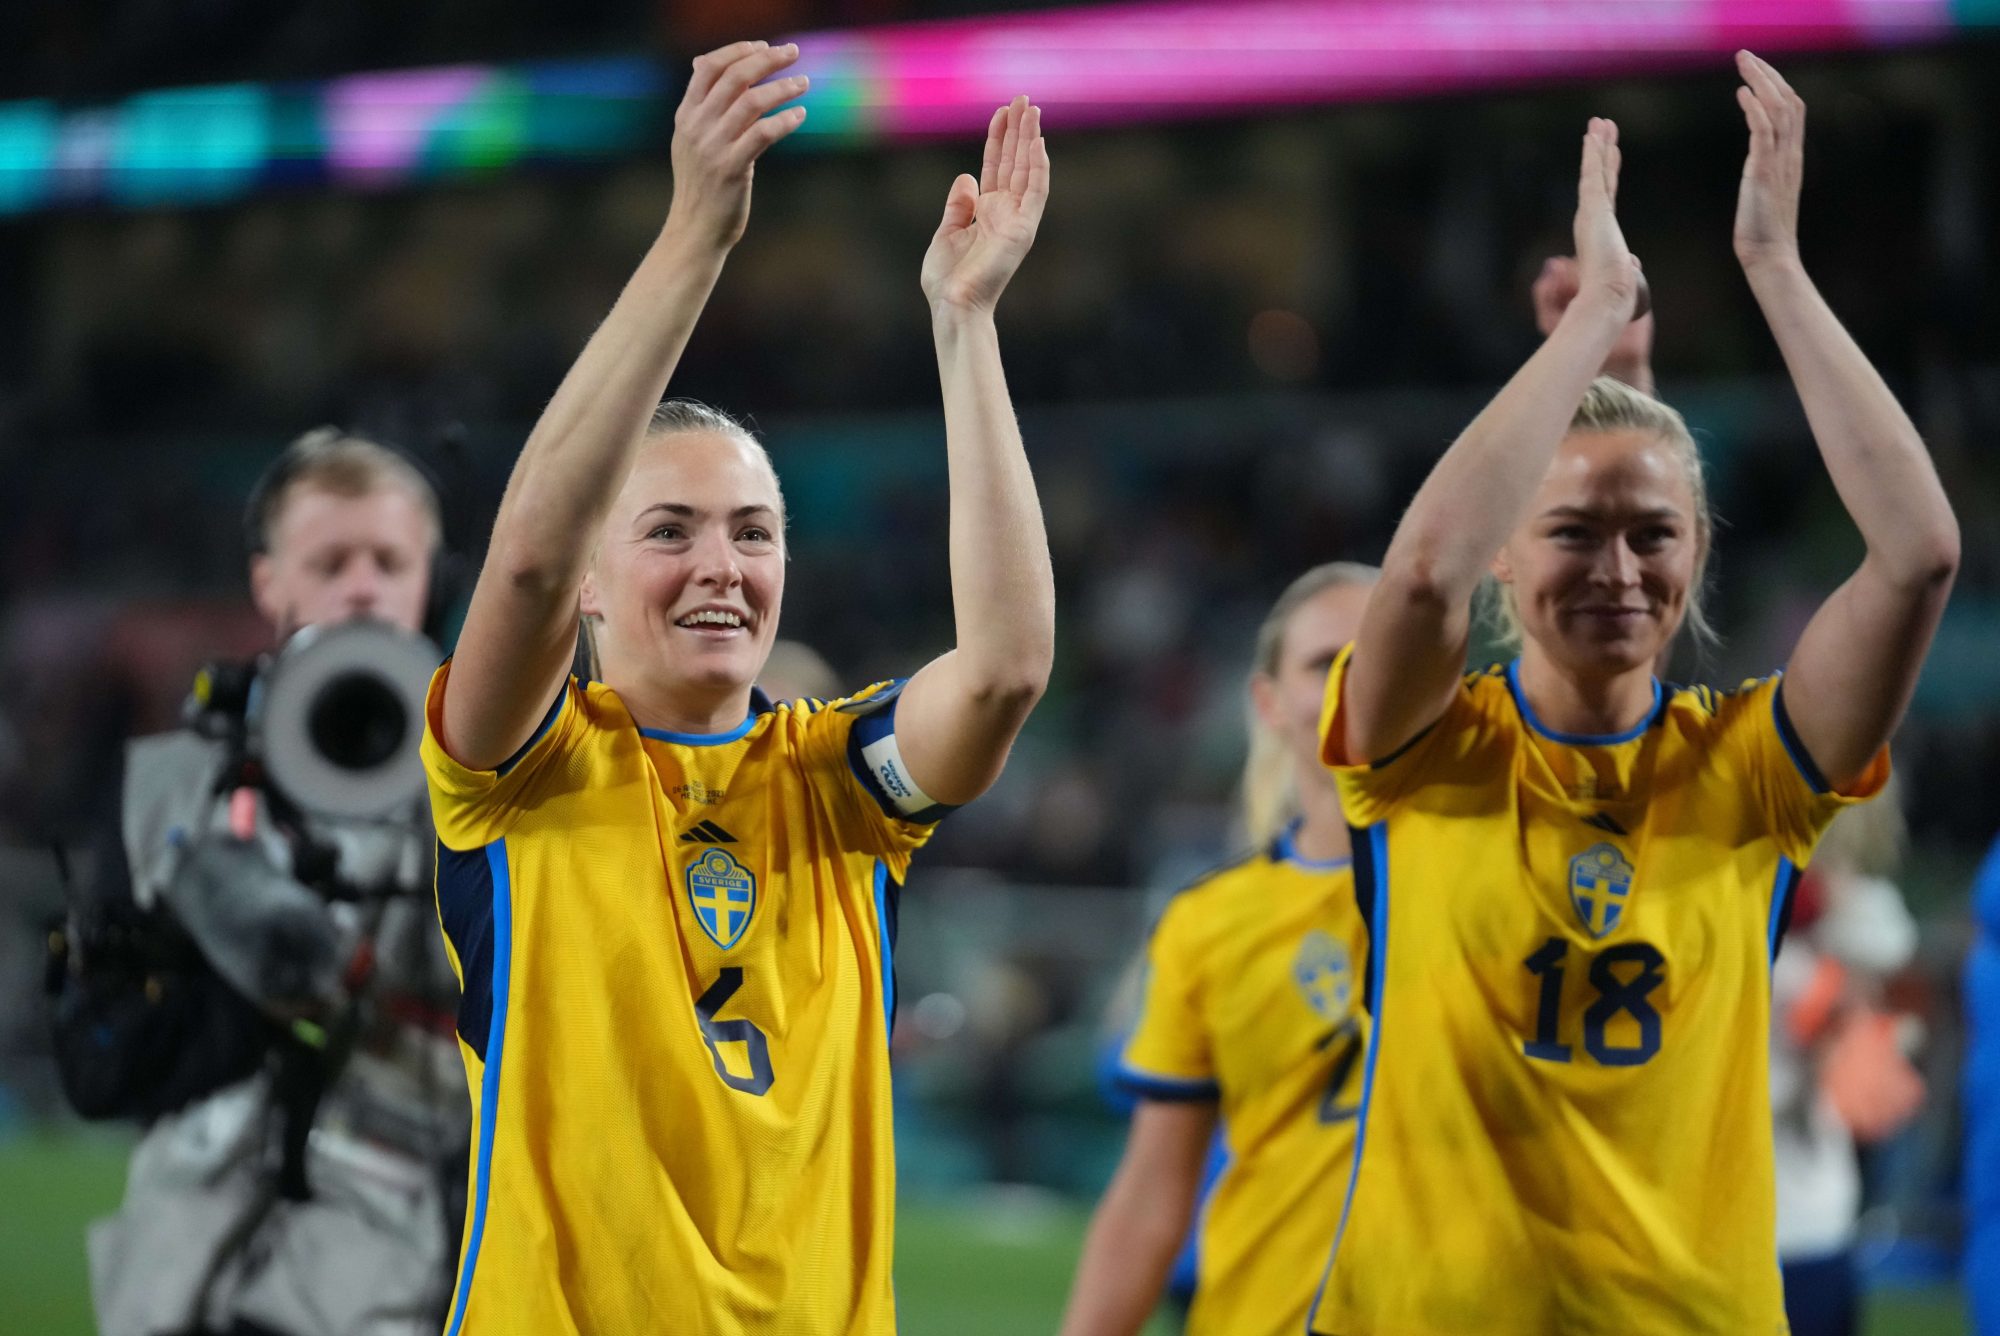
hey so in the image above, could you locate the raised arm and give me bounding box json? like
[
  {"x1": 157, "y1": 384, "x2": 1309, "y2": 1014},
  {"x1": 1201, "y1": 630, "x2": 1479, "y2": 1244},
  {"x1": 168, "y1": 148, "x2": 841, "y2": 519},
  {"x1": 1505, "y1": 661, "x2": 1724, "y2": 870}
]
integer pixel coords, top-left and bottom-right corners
[
  {"x1": 438, "y1": 41, "x2": 808, "y2": 769},
  {"x1": 1339, "y1": 121, "x2": 1641, "y2": 763},
  {"x1": 1057, "y1": 1100, "x2": 1217, "y2": 1336},
  {"x1": 893, "y1": 98, "x2": 1056, "y2": 805},
  {"x1": 1733, "y1": 52, "x2": 1958, "y2": 789}
]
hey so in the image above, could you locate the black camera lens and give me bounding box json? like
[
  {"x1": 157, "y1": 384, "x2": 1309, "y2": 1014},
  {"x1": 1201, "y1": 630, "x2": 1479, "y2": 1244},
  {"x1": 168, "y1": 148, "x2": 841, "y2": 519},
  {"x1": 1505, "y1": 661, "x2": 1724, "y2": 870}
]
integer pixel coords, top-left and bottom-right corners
[{"x1": 308, "y1": 673, "x2": 409, "y2": 771}]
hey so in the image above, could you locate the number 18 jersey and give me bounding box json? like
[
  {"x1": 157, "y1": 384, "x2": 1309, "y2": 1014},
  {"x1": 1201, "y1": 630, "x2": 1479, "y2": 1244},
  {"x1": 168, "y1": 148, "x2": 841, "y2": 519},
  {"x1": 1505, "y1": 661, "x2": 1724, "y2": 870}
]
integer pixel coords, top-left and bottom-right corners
[{"x1": 1308, "y1": 652, "x2": 1886, "y2": 1336}]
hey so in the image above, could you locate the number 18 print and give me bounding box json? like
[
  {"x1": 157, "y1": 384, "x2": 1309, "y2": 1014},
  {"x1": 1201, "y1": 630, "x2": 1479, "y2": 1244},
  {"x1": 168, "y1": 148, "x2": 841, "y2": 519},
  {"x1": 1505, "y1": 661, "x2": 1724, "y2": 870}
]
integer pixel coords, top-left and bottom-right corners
[{"x1": 1521, "y1": 937, "x2": 1666, "y2": 1067}]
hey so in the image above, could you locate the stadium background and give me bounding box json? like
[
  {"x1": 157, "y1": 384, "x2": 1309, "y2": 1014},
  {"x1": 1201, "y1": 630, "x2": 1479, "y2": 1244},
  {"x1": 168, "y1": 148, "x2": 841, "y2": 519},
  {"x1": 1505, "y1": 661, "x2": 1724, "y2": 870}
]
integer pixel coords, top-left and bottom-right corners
[{"x1": 0, "y1": 1, "x2": 1996, "y2": 1331}]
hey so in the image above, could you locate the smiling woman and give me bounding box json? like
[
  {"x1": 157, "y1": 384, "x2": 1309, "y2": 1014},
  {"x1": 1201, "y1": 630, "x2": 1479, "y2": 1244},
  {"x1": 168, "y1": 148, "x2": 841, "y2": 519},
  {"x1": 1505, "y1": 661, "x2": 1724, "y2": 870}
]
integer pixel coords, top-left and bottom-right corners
[
  {"x1": 1482, "y1": 375, "x2": 1716, "y2": 661},
  {"x1": 414, "y1": 39, "x2": 1054, "y2": 1336},
  {"x1": 1306, "y1": 52, "x2": 1957, "y2": 1336},
  {"x1": 574, "y1": 399, "x2": 788, "y2": 707}
]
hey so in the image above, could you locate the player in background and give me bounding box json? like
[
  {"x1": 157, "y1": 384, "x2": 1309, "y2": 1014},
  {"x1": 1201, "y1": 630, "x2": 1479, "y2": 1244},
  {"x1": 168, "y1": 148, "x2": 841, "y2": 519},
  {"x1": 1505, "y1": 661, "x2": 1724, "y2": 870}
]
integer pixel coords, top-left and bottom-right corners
[
  {"x1": 1309, "y1": 52, "x2": 1956, "y2": 1334},
  {"x1": 420, "y1": 42, "x2": 1053, "y2": 1335},
  {"x1": 1057, "y1": 563, "x2": 1376, "y2": 1336}
]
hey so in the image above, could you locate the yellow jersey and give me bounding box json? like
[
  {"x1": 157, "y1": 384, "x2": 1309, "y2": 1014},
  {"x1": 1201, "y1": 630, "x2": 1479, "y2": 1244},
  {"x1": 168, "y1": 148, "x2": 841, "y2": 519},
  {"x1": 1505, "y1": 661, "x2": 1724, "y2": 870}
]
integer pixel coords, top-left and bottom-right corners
[
  {"x1": 1307, "y1": 651, "x2": 1887, "y2": 1336},
  {"x1": 1118, "y1": 829, "x2": 1370, "y2": 1336},
  {"x1": 420, "y1": 666, "x2": 945, "y2": 1336}
]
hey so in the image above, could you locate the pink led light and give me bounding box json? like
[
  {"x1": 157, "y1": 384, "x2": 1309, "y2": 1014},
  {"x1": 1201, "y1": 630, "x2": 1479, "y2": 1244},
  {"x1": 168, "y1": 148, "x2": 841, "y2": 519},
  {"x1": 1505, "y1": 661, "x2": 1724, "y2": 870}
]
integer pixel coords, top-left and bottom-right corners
[
  {"x1": 325, "y1": 66, "x2": 492, "y2": 181},
  {"x1": 791, "y1": 0, "x2": 1951, "y2": 138}
]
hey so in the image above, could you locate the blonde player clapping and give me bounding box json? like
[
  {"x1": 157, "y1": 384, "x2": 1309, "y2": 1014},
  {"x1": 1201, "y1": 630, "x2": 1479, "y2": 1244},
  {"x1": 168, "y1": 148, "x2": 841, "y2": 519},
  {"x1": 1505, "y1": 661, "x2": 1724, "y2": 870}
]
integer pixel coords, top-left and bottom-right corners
[
  {"x1": 1309, "y1": 53, "x2": 1956, "y2": 1335},
  {"x1": 421, "y1": 43, "x2": 1055, "y2": 1335}
]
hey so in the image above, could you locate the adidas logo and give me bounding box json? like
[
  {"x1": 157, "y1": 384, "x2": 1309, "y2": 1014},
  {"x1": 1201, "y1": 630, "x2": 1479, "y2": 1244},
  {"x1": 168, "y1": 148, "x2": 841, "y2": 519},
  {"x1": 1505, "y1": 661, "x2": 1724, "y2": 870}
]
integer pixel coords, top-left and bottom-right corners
[
  {"x1": 1582, "y1": 812, "x2": 1628, "y2": 836},
  {"x1": 679, "y1": 820, "x2": 738, "y2": 845}
]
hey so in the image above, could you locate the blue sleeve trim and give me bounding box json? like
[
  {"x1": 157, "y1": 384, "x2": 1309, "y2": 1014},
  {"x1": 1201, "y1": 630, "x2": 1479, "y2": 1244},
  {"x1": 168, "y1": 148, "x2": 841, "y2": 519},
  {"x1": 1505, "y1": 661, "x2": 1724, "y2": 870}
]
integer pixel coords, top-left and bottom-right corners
[
  {"x1": 1770, "y1": 681, "x2": 1832, "y2": 795},
  {"x1": 845, "y1": 681, "x2": 957, "y2": 825},
  {"x1": 874, "y1": 860, "x2": 899, "y2": 1038},
  {"x1": 1312, "y1": 821, "x2": 1389, "y2": 1331},
  {"x1": 494, "y1": 687, "x2": 565, "y2": 778},
  {"x1": 1169, "y1": 1130, "x2": 1229, "y2": 1302},
  {"x1": 1350, "y1": 824, "x2": 1383, "y2": 1017},
  {"x1": 1768, "y1": 857, "x2": 1802, "y2": 963},
  {"x1": 1112, "y1": 1065, "x2": 1221, "y2": 1102},
  {"x1": 442, "y1": 839, "x2": 513, "y2": 1336},
  {"x1": 436, "y1": 842, "x2": 497, "y2": 1058},
  {"x1": 849, "y1": 683, "x2": 905, "y2": 747},
  {"x1": 1368, "y1": 716, "x2": 1440, "y2": 771}
]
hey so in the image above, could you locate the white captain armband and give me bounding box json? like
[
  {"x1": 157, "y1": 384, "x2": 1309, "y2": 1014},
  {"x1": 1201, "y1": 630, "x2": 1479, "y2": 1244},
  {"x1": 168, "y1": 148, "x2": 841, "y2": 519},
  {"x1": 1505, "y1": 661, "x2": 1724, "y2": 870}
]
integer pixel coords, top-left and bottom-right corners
[{"x1": 841, "y1": 681, "x2": 953, "y2": 824}]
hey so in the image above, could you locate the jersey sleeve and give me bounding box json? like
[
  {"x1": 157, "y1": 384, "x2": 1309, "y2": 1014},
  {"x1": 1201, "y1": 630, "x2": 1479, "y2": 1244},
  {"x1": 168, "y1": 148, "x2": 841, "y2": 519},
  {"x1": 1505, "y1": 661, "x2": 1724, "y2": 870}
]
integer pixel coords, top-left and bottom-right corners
[
  {"x1": 1115, "y1": 897, "x2": 1219, "y2": 1101},
  {"x1": 1318, "y1": 643, "x2": 1497, "y2": 828},
  {"x1": 795, "y1": 680, "x2": 953, "y2": 882},
  {"x1": 419, "y1": 661, "x2": 586, "y2": 851},
  {"x1": 1714, "y1": 674, "x2": 1891, "y2": 865}
]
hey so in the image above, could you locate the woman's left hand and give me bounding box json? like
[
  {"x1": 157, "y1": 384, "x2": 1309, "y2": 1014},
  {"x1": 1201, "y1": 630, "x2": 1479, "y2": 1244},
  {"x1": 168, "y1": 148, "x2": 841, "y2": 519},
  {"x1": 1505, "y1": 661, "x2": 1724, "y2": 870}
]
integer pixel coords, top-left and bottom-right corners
[
  {"x1": 1733, "y1": 50, "x2": 1806, "y2": 274},
  {"x1": 921, "y1": 97, "x2": 1051, "y2": 315}
]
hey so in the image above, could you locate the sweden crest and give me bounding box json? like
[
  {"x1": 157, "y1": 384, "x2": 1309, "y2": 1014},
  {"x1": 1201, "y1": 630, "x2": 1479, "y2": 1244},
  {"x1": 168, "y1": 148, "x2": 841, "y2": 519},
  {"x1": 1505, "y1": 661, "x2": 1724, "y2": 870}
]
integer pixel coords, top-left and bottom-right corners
[
  {"x1": 1569, "y1": 842, "x2": 1634, "y2": 939},
  {"x1": 688, "y1": 848, "x2": 757, "y2": 950},
  {"x1": 1293, "y1": 931, "x2": 1353, "y2": 1023}
]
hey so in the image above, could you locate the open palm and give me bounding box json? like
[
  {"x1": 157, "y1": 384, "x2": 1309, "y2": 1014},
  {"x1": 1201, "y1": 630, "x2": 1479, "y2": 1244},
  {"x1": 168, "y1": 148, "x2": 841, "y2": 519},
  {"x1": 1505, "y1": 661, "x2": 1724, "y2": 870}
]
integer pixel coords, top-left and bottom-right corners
[
  {"x1": 1733, "y1": 50, "x2": 1805, "y2": 271},
  {"x1": 1573, "y1": 117, "x2": 1644, "y2": 323},
  {"x1": 922, "y1": 97, "x2": 1051, "y2": 313}
]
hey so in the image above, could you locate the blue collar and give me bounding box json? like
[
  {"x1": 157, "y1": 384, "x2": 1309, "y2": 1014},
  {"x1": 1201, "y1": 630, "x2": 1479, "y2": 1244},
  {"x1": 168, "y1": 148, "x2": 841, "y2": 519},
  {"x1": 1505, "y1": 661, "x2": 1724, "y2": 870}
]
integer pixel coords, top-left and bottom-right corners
[
  {"x1": 636, "y1": 686, "x2": 775, "y2": 746},
  {"x1": 1274, "y1": 823, "x2": 1353, "y2": 872},
  {"x1": 1504, "y1": 659, "x2": 1661, "y2": 746}
]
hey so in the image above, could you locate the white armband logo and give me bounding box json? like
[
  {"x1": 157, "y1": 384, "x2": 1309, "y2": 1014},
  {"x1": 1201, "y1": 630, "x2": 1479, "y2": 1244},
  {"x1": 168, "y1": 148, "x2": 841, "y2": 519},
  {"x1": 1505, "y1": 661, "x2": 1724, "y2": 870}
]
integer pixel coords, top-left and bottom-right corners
[{"x1": 859, "y1": 730, "x2": 938, "y2": 817}]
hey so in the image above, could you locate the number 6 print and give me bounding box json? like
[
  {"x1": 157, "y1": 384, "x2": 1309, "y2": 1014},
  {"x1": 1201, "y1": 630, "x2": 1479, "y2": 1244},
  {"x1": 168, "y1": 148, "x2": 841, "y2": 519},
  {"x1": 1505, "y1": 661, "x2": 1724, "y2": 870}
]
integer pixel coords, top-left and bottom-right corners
[{"x1": 695, "y1": 968, "x2": 776, "y2": 1095}]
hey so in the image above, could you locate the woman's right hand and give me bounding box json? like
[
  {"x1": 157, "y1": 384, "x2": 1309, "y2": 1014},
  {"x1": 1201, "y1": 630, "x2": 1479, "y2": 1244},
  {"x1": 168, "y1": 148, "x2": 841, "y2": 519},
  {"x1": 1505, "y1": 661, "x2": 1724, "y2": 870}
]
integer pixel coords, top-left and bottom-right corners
[
  {"x1": 1570, "y1": 117, "x2": 1644, "y2": 326},
  {"x1": 664, "y1": 41, "x2": 810, "y2": 253}
]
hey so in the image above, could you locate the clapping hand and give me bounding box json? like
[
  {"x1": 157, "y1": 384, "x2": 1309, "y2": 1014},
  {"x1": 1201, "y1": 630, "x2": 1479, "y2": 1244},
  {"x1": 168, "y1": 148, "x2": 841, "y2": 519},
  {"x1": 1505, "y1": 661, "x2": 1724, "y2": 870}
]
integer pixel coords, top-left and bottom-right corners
[
  {"x1": 665, "y1": 41, "x2": 810, "y2": 252},
  {"x1": 1571, "y1": 118, "x2": 1646, "y2": 326},
  {"x1": 921, "y1": 97, "x2": 1051, "y2": 315},
  {"x1": 1733, "y1": 50, "x2": 1806, "y2": 275}
]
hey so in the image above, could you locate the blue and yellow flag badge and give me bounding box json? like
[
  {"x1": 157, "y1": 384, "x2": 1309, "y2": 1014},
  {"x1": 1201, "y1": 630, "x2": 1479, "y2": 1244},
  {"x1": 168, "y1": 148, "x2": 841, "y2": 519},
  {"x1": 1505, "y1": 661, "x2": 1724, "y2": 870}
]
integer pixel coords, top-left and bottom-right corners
[
  {"x1": 1293, "y1": 931, "x2": 1354, "y2": 1023},
  {"x1": 1569, "y1": 842, "x2": 1635, "y2": 939},
  {"x1": 688, "y1": 848, "x2": 757, "y2": 950}
]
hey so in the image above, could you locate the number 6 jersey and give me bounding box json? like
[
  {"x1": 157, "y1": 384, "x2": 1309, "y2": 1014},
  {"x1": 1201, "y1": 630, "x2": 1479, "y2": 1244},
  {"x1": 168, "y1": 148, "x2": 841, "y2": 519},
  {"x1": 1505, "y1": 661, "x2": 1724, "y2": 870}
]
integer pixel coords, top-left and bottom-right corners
[
  {"x1": 419, "y1": 665, "x2": 943, "y2": 1336},
  {"x1": 1308, "y1": 649, "x2": 1886, "y2": 1336}
]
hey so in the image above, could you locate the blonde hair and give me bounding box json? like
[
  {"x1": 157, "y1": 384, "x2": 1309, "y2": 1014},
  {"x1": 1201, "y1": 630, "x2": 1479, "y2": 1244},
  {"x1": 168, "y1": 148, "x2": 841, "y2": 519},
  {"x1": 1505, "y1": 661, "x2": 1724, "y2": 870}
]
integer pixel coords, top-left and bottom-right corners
[
  {"x1": 1239, "y1": 562, "x2": 1379, "y2": 847},
  {"x1": 578, "y1": 398, "x2": 787, "y2": 682},
  {"x1": 1481, "y1": 376, "x2": 1717, "y2": 654},
  {"x1": 246, "y1": 426, "x2": 441, "y2": 556}
]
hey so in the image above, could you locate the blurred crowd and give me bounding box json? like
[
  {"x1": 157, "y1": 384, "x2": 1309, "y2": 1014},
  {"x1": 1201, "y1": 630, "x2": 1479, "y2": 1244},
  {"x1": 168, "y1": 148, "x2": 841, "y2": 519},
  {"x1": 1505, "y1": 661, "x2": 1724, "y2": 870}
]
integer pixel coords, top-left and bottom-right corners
[{"x1": 1, "y1": 45, "x2": 1995, "y2": 895}]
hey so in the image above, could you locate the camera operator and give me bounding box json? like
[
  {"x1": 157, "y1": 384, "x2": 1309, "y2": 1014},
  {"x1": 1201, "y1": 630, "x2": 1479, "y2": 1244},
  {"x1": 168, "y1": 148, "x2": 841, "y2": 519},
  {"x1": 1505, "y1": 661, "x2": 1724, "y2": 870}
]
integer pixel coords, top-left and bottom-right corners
[{"x1": 50, "y1": 429, "x2": 467, "y2": 1336}]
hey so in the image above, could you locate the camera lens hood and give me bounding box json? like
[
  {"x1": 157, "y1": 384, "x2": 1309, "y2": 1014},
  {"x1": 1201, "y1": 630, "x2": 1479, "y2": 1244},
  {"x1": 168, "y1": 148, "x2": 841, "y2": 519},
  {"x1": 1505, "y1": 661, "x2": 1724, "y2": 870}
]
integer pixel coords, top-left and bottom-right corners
[{"x1": 256, "y1": 620, "x2": 440, "y2": 820}]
